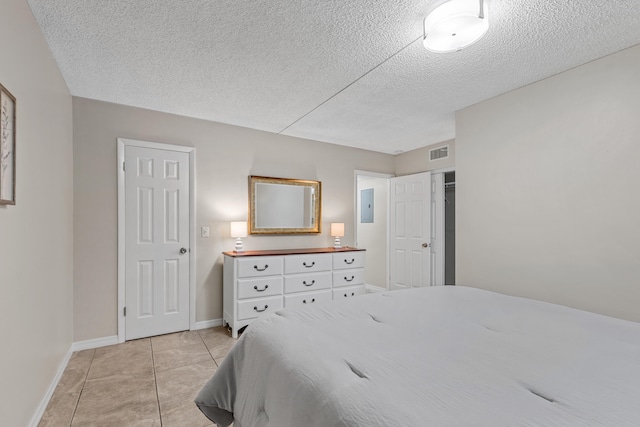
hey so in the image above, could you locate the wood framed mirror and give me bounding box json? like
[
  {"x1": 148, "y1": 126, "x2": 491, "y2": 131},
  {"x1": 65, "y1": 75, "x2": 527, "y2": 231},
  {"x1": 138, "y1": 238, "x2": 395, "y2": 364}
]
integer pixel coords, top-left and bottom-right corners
[{"x1": 249, "y1": 176, "x2": 321, "y2": 234}]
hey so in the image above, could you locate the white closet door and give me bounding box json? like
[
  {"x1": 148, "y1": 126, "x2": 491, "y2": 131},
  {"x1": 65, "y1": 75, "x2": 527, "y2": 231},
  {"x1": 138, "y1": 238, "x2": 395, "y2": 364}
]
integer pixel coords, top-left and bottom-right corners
[
  {"x1": 125, "y1": 146, "x2": 190, "y2": 340},
  {"x1": 389, "y1": 172, "x2": 431, "y2": 290}
]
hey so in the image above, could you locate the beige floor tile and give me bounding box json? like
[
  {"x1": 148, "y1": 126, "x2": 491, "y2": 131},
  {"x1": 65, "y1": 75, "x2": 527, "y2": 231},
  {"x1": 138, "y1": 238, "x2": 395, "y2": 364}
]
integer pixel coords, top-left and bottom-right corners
[
  {"x1": 160, "y1": 392, "x2": 216, "y2": 427},
  {"x1": 214, "y1": 356, "x2": 226, "y2": 367},
  {"x1": 151, "y1": 330, "x2": 204, "y2": 352},
  {"x1": 72, "y1": 373, "x2": 160, "y2": 426},
  {"x1": 155, "y1": 353, "x2": 218, "y2": 427},
  {"x1": 56, "y1": 367, "x2": 89, "y2": 394},
  {"x1": 153, "y1": 341, "x2": 212, "y2": 372},
  {"x1": 94, "y1": 338, "x2": 151, "y2": 358},
  {"x1": 72, "y1": 417, "x2": 161, "y2": 427},
  {"x1": 38, "y1": 389, "x2": 80, "y2": 427},
  {"x1": 87, "y1": 347, "x2": 154, "y2": 382},
  {"x1": 156, "y1": 359, "x2": 217, "y2": 402},
  {"x1": 199, "y1": 327, "x2": 237, "y2": 359},
  {"x1": 210, "y1": 341, "x2": 235, "y2": 359},
  {"x1": 197, "y1": 326, "x2": 233, "y2": 340},
  {"x1": 67, "y1": 349, "x2": 95, "y2": 369},
  {"x1": 55, "y1": 349, "x2": 94, "y2": 394},
  {"x1": 41, "y1": 332, "x2": 229, "y2": 426}
]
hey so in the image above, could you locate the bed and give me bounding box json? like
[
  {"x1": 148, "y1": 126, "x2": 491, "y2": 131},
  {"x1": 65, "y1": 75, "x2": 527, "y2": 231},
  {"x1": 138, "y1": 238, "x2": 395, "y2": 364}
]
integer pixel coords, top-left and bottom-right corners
[{"x1": 195, "y1": 286, "x2": 640, "y2": 426}]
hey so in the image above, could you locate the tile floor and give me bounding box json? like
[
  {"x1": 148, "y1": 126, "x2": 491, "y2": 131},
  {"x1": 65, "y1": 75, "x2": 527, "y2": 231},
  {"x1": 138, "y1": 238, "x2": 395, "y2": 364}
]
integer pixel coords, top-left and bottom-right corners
[{"x1": 38, "y1": 327, "x2": 236, "y2": 427}]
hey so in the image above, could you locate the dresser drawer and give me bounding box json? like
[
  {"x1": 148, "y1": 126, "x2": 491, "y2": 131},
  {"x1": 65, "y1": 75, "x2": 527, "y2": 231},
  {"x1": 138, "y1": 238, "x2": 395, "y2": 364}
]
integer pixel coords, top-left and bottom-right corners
[
  {"x1": 332, "y1": 251, "x2": 365, "y2": 270},
  {"x1": 237, "y1": 277, "x2": 283, "y2": 299},
  {"x1": 333, "y1": 269, "x2": 365, "y2": 288},
  {"x1": 237, "y1": 257, "x2": 283, "y2": 278},
  {"x1": 333, "y1": 285, "x2": 366, "y2": 299},
  {"x1": 284, "y1": 290, "x2": 332, "y2": 309},
  {"x1": 284, "y1": 272, "x2": 331, "y2": 294},
  {"x1": 237, "y1": 296, "x2": 283, "y2": 321},
  {"x1": 224, "y1": 248, "x2": 366, "y2": 339},
  {"x1": 284, "y1": 254, "x2": 332, "y2": 274}
]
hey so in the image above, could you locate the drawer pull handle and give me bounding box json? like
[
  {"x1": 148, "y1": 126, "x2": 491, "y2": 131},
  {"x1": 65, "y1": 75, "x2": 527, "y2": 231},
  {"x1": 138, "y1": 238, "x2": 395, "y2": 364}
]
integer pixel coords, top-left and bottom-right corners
[
  {"x1": 303, "y1": 261, "x2": 315, "y2": 268},
  {"x1": 303, "y1": 280, "x2": 315, "y2": 286},
  {"x1": 343, "y1": 292, "x2": 356, "y2": 298},
  {"x1": 344, "y1": 275, "x2": 355, "y2": 282},
  {"x1": 253, "y1": 305, "x2": 269, "y2": 313},
  {"x1": 303, "y1": 298, "x2": 315, "y2": 304},
  {"x1": 253, "y1": 284, "x2": 269, "y2": 292},
  {"x1": 254, "y1": 264, "x2": 269, "y2": 272},
  {"x1": 344, "y1": 258, "x2": 355, "y2": 264}
]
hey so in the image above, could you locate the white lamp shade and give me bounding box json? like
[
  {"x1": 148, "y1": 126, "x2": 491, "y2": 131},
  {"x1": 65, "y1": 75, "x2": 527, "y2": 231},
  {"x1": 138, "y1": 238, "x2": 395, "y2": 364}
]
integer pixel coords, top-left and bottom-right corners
[
  {"x1": 423, "y1": 0, "x2": 488, "y2": 53},
  {"x1": 230, "y1": 221, "x2": 247, "y2": 238},
  {"x1": 330, "y1": 223, "x2": 345, "y2": 237}
]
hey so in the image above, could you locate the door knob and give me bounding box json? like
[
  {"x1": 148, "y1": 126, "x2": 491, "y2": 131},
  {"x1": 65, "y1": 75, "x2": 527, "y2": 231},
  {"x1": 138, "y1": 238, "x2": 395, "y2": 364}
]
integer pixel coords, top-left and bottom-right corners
[
  {"x1": 180, "y1": 247, "x2": 187, "y2": 254},
  {"x1": 422, "y1": 243, "x2": 430, "y2": 248}
]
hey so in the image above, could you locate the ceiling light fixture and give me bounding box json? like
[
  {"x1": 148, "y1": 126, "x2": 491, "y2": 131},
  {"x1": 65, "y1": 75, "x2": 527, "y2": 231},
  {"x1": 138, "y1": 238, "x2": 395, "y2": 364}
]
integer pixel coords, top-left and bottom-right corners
[{"x1": 423, "y1": 0, "x2": 488, "y2": 53}]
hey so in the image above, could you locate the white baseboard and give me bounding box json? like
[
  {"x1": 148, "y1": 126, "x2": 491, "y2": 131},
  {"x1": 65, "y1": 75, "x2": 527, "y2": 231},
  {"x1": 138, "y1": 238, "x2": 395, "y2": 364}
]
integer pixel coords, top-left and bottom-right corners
[
  {"x1": 365, "y1": 284, "x2": 387, "y2": 293},
  {"x1": 72, "y1": 321, "x2": 222, "y2": 351},
  {"x1": 28, "y1": 346, "x2": 74, "y2": 427},
  {"x1": 72, "y1": 335, "x2": 119, "y2": 352},
  {"x1": 192, "y1": 318, "x2": 223, "y2": 330}
]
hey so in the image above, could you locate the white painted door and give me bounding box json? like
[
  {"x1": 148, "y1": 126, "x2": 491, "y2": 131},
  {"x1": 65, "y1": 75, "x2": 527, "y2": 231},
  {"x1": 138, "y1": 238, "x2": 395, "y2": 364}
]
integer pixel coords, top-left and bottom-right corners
[
  {"x1": 389, "y1": 172, "x2": 431, "y2": 290},
  {"x1": 125, "y1": 146, "x2": 190, "y2": 340}
]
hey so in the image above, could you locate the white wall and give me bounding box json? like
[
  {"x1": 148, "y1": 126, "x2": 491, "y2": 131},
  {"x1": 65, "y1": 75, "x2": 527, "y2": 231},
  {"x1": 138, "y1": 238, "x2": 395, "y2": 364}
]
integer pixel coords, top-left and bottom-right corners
[
  {"x1": 395, "y1": 139, "x2": 455, "y2": 176},
  {"x1": 73, "y1": 97, "x2": 395, "y2": 341},
  {"x1": 456, "y1": 44, "x2": 640, "y2": 322},
  {"x1": 0, "y1": 0, "x2": 73, "y2": 424},
  {"x1": 356, "y1": 176, "x2": 389, "y2": 288}
]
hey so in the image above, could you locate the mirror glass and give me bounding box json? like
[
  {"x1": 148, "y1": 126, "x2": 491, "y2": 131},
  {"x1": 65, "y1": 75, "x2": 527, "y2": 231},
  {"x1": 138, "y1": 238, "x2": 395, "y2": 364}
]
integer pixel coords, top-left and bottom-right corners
[{"x1": 249, "y1": 176, "x2": 321, "y2": 234}]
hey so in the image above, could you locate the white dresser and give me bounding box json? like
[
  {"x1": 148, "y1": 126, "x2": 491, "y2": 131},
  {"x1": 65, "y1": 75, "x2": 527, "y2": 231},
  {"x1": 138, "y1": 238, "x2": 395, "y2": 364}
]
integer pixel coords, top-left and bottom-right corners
[{"x1": 223, "y1": 247, "x2": 366, "y2": 338}]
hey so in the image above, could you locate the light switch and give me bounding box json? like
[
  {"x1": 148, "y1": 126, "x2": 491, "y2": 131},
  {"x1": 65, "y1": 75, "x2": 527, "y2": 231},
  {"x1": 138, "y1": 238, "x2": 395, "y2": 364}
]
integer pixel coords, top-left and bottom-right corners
[{"x1": 201, "y1": 226, "x2": 210, "y2": 238}]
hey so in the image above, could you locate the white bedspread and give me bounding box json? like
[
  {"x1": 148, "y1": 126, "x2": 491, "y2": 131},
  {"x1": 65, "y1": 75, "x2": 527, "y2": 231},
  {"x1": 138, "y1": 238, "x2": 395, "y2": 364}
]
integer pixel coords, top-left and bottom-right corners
[{"x1": 196, "y1": 286, "x2": 640, "y2": 426}]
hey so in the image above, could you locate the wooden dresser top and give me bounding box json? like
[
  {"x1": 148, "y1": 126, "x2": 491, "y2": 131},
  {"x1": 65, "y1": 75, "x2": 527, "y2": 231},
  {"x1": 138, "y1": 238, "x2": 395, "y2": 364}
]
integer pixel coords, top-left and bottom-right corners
[{"x1": 223, "y1": 247, "x2": 365, "y2": 257}]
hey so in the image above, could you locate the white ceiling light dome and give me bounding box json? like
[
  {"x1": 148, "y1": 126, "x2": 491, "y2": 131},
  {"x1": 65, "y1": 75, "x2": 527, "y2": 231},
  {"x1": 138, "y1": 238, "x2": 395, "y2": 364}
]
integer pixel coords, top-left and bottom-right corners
[{"x1": 423, "y1": 0, "x2": 489, "y2": 53}]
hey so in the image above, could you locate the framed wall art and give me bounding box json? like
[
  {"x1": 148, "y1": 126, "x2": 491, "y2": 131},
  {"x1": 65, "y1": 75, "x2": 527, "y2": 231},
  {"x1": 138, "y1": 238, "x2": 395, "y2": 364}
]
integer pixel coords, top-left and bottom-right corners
[{"x1": 0, "y1": 83, "x2": 16, "y2": 205}]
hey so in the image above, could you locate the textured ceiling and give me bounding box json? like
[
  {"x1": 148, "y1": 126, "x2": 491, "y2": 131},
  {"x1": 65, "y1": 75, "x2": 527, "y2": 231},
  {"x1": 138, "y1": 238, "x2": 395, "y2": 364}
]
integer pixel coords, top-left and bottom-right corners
[{"x1": 28, "y1": 0, "x2": 640, "y2": 154}]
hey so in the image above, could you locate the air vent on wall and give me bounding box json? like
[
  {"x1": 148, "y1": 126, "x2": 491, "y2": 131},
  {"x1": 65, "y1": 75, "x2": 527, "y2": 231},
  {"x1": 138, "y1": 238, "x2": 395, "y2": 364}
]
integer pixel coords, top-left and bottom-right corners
[{"x1": 429, "y1": 145, "x2": 449, "y2": 161}]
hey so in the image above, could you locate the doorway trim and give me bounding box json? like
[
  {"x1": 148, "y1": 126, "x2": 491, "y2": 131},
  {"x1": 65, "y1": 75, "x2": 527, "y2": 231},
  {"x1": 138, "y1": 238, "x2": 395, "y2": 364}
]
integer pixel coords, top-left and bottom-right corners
[
  {"x1": 117, "y1": 138, "x2": 196, "y2": 343},
  {"x1": 430, "y1": 166, "x2": 455, "y2": 287}
]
